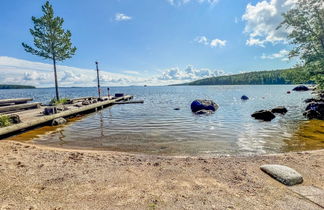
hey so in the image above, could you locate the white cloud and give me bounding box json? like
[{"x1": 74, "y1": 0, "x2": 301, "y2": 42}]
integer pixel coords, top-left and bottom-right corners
[
  {"x1": 242, "y1": 0, "x2": 297, "y2": 47},
  {"x1": 115, "y1": 13, "x2": 132, "y2": 22},
  {"x1": 158, "y1": 65, "x2": 225, "y2": 81},
  {"x1": 123, "y1": 70, "x2": 140, "y2": 75},
  {"x1": 261, "y1": 49, "x2": 290, "y2": 61},
  {"x1": 0, "y1": 56, "x2": 224, "y2": 87},
  {"x1": 195, "y1": 36, "x2": 227, "y2": 48},
  {"x1": 167, "y1": 0, "x2": 219, "y2": 6},
  {"x1": 195, "y1": 36, "x2": 209, "y2": 45},
  {"x1": 210, "y1": 39, "x2": 227, "y2": 47}
]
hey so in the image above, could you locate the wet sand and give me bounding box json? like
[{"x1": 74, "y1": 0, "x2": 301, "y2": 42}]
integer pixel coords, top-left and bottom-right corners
[{"x1": 0, "y1": 140, "x2": 323, "y2": 209}]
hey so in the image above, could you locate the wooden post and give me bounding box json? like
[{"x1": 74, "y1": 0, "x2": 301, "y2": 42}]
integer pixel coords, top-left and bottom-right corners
[{"x1": 95, "y1": 61, "x2": 101, "y2": 99}]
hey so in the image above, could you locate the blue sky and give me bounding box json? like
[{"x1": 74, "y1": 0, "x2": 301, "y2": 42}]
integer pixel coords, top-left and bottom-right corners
[{"x1": 0, "y1": 0, "x2": 298, "y2": 87}]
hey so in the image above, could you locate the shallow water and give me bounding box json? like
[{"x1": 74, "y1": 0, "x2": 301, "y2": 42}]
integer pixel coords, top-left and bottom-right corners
[{"x1": 3, "y1": 85, "x2": 324, "y2": 156}]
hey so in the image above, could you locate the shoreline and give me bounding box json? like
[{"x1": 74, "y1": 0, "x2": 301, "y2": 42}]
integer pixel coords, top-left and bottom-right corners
[{"x1": 0, "y1": 140, "x2": 323, "y2": 209}]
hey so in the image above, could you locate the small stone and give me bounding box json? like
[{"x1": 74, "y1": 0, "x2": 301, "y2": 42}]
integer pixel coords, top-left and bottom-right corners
[
  {"x1": 241, "y1": 95, "x2": 249, "y2": 100},
  {"x1": 174, "y1": 107, "x2": 180, "y2": 110},
  {"x1": 260, "y1": 164, "x2": 303, "y2": 186}
]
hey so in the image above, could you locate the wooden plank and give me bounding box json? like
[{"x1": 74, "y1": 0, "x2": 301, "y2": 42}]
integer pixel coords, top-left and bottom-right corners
[
  {"x1": 0, "y1": 102, "x2": 41, "y2": 113},
  {"x1": 0, "y1": 95, "x2": 133, "y2": 137},
  {"x1": 0, "y1": 98, "x2": 33, "y2": 105}
]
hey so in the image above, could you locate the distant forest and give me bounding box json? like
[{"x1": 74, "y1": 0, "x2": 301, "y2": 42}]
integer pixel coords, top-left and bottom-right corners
[
  {"x1": 0, "y1": 84, "x2": 36, "y2": 89},
  {"x1": 177, "y1": 68, "x2": 313, "y2": 86}
]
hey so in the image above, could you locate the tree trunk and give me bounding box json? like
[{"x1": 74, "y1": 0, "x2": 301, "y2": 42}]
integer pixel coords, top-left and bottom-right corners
[{"x1": 53, "y1": 56, "x2": 60, "y2": 101}]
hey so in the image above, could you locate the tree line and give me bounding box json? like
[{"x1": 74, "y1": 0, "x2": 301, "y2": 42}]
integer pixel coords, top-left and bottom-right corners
[{"x1": 180, "y1": 67, "x2": 313, "y2": 86}]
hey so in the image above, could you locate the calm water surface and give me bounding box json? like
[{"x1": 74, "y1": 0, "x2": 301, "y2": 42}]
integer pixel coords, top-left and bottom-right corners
[{"x1": 3, "y1": 85, "x2": 324, "y2": 156}]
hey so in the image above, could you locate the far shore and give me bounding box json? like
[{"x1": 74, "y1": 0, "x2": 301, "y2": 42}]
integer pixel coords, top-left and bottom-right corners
[{"x1": 0, "y1": 140, "x2": 323, "y2": 209}]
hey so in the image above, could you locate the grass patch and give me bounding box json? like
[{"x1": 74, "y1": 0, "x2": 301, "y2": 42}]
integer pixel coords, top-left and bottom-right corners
[
  {"x1": 0, "y1": 115, "x2": 11, "y2": 127},
  {"x1": 49, "y1": 98, "x2": 70, "y2": 106}
]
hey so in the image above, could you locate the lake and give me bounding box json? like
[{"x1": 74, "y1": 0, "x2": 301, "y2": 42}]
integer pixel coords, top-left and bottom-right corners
[{"x1": 3, "y1": 85, "x2": 324, "y2": 156}]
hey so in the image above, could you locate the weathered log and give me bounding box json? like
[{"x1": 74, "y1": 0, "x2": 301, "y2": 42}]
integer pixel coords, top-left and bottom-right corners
[
  {"x1": 0, "y1": 98, "x2": 33, "y2": 105},
  {"x1": 0, "y1": 102, "x2": 41, "y2": 113}
]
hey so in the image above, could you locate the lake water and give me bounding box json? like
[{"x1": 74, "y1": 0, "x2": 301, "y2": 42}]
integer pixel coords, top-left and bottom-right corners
[{"x1": 3, "y1": 85, "x2": 324, "y2": 156}]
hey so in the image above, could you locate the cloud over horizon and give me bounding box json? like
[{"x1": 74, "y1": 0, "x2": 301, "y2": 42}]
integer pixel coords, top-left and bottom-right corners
[{"x1": 0, "y1": 56, "x2": 224, "y2": 87}]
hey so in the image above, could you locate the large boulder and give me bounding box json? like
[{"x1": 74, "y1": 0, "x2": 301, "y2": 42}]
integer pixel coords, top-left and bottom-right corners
[
  {"x1": 191, "y1": 99, "x2": 218, "y2": 113},
  {"x1": 303, "y1": 102, "x2": 324, "y2": 120},
  {"x1": 293, "y1": 85, "x2": 309, "y2": 91},
  {"x1": 271, "y1": 106, "x2": 288, "y2": 114},
  {"x1": 251, "y1": 110, "x2": 276, "y2": 121},
  {"x1": 260, "y1": 164, "x2": 303, "y2": 186}
]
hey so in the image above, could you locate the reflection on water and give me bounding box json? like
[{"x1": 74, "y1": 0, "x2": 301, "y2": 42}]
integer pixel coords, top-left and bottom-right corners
[{"x1": 5, "y1": 85, "x2": 324, "y2": 156}]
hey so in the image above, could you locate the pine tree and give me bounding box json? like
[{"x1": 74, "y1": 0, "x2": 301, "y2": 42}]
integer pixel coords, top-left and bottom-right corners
[{"x1": 22, "y1": 1, "x2": 77, "y2": 100}]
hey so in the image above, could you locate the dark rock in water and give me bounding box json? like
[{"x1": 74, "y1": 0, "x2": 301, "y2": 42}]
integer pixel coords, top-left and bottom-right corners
[
  {"x1": 293, "y1": 85, "x2": 309, "y2": 91},
  {"x1": 251, "y1": 110, "x2": 276, "y2": 121},
  {"x1": 303, "y1": 102, "x2": 324, "y2": 120},
  {"x1": 52, "y1": 117, "x2": 67, "y2": 126},
  {"x1": 241, "y1": 95, "x2": 249, "y2": 100},
  {"x1": 271, "y1": 106, "x2": 288, "y2": 114},
  {"x1": 191, "y1": 99, "x2": 218, "y2": 113},
  {"x1": 195, "y1": 109, "x2": 214, "y2": 115},
  {"x1": 174, "y1": 107, "x2": 180, "y2": 110},
  {"x1": 304, "y1": 98, "x2": 324, "y2": 103},
  {"x1": 287, "y1": 91, "x2": 291, "y2": 94},
  {"x1": 260, "y1": 164, "x2": 303, "y2": 186}
]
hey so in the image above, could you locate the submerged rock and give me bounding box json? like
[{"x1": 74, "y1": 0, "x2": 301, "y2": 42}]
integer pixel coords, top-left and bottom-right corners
[
  {"x1": 293, "y1": 85, "x2": 309, "y2": 91},
  {"x1": 52, "y1": 117, "x2": 67, "y2": 126},
  {"x1": 271, "y1": 106, "x2": 288, "y2": 114},
  {"x1": 174, "y1": 107, "x2": 180, "y2": 110},
  {"x1": 195, "y1": 109, "x2": 214, "y2": 115},
  {"x1": 260, "y1": 164, "x2": 303, "y2": 186},
  {"x1": 191, "y1": 99, "x2": 218, "y2": 113},
  {"x1": 303, "y1": 102, "x2": 324, "y2": 120},
  {"x1": 241, "y1": 95, "x2": 249, "y2": 100},
  {"x1": 251, "y1": 110, "x2": 275, "y2": 121}
]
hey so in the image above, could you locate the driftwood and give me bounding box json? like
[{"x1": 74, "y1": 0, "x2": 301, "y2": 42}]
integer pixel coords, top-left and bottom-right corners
[
  {"x1": 0, "y1": 98, "x2": 33, "y2": 105},
  {"x1": 0, "y1": 102, "x2": 41, "y2": 113}
]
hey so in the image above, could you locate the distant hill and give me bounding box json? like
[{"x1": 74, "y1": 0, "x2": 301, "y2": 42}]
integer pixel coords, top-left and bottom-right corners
[
  {"x1": 174, "y1": 68, "x2": 312, "y2": 86},
  {"x1": 0, "y1": 84, "x2": 36, "y2": 89}
]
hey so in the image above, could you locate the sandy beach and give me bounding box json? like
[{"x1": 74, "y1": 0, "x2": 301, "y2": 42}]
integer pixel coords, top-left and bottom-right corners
[{"x1": 0, "y1": 140, "x2": 323, "y2": 210}]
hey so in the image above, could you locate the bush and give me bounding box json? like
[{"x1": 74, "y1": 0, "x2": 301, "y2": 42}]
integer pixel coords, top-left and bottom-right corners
[
  {"x1": 49, "y1": 98, "x2": 70, "y2": 106},
  {"x1": 0, "y1": 115, "x2": 11, "y2": 127}
]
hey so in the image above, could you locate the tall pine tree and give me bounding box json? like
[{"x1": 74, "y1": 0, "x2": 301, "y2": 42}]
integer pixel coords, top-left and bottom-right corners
[{"x1": 22, "y1": 1, "x2": 77, "y2": 100}]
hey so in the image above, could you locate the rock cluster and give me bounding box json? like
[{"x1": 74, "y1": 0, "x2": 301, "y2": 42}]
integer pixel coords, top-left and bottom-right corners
[
  {"x1": 303, "y1": 90, "x2": 324, "y2": 120},
  {"x1": 252, "y1": 106, "x2": 288, "y2": 121}
]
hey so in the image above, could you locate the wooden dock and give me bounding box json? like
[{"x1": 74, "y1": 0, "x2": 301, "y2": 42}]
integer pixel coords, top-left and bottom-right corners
[{"x1": 0, "y1": 95, "x2": 133, "y2": 138}]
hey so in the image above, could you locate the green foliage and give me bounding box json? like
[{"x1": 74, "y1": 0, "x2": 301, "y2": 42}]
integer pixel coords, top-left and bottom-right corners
[
  {"x1": 49, "y1": 98, "x2": 70, "y2": 106},
  {"x1": 22, "y1": 1, "x2": 76, "y2": 61},
  {"x1": 0, "y1": 115, "x2": 11, "y2": 128},
  {"x1": 181, "y1": 68, "x2": 312, "y2": 86},
  {"x1": 22, "y1": 1, "x2": 77, "y2": 100},
  {"x1": 279, "y1": 0, "x2": 324, "y2": 88},
  {"x1": 0, "y1": 84, "x2": 35, "y2": 89}
]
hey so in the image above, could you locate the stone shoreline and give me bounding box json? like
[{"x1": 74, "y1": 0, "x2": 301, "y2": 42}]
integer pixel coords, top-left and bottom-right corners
[{"x1": 0, "y1": 140, "x2": 323, "y2": 209}]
